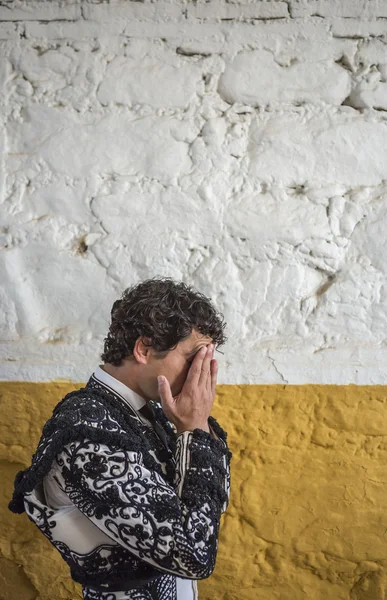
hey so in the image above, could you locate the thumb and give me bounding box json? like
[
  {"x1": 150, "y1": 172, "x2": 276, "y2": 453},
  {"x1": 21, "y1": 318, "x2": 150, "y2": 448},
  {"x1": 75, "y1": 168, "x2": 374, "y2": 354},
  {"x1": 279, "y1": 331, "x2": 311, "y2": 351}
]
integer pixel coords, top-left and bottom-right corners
[{"x1": 157, "y1": 376, "x2": 173, "y2": 407}]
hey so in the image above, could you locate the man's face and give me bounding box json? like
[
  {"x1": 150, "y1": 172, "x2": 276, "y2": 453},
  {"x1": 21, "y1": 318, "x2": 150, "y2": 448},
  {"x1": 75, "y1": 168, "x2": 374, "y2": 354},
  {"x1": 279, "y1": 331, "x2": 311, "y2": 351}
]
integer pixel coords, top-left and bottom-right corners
[{"x1": 148, "y1": 328, "x2": 213, "y2": 400}]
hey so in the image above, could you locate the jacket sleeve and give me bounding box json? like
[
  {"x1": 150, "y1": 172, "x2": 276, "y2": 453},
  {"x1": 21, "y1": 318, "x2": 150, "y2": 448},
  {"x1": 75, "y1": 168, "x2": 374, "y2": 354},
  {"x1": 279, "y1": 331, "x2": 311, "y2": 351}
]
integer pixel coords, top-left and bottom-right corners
[{"x1": 52, "y1": 428, "x2": 231, "y2": 580}]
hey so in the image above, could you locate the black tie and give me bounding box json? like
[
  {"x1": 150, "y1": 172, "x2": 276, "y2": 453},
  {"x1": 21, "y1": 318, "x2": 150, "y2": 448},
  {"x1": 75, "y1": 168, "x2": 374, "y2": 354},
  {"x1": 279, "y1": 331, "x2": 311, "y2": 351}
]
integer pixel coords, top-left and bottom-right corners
[
  {"x1": 138, "y1": 402, "x2": 156, "y2": 425},
  {"x1": 139, "y1": 403, "x2": 170, "y2": 448}
]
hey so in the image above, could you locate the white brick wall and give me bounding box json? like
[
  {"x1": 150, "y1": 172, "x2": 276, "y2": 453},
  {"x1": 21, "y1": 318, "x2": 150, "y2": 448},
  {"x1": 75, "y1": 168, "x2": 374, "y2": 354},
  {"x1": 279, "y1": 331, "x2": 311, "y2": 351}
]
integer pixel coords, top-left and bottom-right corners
[{"x1": 1, "y1": 0, "x2": 387, "y2": 384}]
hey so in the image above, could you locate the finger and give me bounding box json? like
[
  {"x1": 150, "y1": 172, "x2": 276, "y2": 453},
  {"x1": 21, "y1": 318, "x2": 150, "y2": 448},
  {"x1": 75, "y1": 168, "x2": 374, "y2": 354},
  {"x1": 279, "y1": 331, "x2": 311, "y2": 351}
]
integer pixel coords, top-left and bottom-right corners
[
  {"x1": 210, "y1": 359, "x2": 218, "y2": 399},
  {"x1": 198, "y1": 344, "x2": 214, "y2": 386},
  {"x1": 157, "y1": 376, "x2": 173, "y2": 410},
  {"x1": 205, "y1": 346, "x2": 215, "y2": 390},
  {"x1": 185, "y1": 345, "x2": 207, "y2": 386}
]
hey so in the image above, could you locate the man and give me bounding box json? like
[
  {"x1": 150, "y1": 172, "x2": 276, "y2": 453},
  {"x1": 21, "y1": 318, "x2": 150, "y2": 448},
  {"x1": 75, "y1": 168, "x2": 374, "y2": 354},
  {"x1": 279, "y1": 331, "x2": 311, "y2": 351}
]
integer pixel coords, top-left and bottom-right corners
[{"x1": 9, "y1": 277, "x2": 232, "y2": 600}]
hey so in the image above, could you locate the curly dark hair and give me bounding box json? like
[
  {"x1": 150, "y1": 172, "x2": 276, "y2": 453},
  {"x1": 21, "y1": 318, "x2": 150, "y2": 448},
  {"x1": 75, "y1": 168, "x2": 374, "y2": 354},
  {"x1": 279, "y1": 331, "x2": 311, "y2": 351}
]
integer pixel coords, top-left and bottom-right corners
[{"x1": 101, "y1": 277, "x2": 228, "y2": 365}]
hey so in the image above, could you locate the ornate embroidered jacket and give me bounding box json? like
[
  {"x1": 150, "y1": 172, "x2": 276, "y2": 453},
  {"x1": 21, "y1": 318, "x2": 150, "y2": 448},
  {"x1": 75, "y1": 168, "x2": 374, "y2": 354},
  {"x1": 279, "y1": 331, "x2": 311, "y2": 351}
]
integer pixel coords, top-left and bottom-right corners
[{"x1": 9, "y1": 373, "x2": 231, "y2": 600}]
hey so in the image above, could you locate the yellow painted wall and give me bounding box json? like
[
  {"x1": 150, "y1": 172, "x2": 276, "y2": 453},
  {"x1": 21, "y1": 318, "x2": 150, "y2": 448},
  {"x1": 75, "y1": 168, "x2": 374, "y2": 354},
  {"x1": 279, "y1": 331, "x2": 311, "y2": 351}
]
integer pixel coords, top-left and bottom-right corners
[{"x1": 1, "y1": 382, "x2": 387, "y2": 600}]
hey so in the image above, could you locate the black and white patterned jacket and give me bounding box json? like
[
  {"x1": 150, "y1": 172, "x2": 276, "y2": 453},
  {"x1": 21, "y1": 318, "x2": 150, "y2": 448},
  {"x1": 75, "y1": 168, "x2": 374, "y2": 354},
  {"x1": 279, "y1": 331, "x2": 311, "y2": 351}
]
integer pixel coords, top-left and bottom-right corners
[{"x1": 9, "y1": 370, "x2": 231, "y2": 600}]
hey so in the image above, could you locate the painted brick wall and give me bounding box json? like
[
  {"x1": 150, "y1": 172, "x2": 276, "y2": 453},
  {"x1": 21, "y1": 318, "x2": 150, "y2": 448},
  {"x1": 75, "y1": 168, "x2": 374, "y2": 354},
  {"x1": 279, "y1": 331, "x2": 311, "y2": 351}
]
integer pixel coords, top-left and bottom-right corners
[
  {"x1": 1, "y1": 0, "x2": 386, "y2": 384},
  {"x1": 1, "y1": 2, "x2": 387, "y2": 600},
  {"x1": 3, "y1": 382, "x2": 387, "y2": 600}
]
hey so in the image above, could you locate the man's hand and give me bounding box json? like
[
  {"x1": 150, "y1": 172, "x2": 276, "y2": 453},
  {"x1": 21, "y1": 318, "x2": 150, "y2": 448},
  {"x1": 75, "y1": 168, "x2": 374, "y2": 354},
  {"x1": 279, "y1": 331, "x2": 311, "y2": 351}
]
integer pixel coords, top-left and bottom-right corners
[{"x1": 158, "y1": 344, "x2": 218, "y2": 435}]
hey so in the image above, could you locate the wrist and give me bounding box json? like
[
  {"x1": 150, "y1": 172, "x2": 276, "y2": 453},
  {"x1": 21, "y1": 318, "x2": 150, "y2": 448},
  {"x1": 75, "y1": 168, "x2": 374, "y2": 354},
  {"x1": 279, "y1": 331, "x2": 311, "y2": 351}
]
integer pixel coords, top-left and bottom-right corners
[{"x1": 176, "y1": 422, "x2": 210, "y2": 436}]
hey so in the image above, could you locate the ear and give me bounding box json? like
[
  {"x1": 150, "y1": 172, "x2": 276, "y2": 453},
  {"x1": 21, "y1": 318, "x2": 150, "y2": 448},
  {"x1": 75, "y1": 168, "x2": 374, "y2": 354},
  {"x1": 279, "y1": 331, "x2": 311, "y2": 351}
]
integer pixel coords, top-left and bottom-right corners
[{"x1": 132, "y1": 337, "x2": 152, "y2": 364}]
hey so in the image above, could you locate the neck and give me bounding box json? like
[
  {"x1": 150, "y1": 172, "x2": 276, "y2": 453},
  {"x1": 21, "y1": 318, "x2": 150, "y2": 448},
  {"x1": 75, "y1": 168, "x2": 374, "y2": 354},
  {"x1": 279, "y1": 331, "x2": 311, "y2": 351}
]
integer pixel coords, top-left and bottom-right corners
[{"x1": 100, "y1": 362, "x2": 151, "y2": 402}]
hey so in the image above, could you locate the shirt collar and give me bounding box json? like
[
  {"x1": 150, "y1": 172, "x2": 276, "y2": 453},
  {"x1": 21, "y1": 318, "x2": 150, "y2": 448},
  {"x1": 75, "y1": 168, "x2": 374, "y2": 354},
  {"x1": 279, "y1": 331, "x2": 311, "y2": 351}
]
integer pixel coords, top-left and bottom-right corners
[{"x1": 92, "y1": 365, "x2": 147, "y2": 412}]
